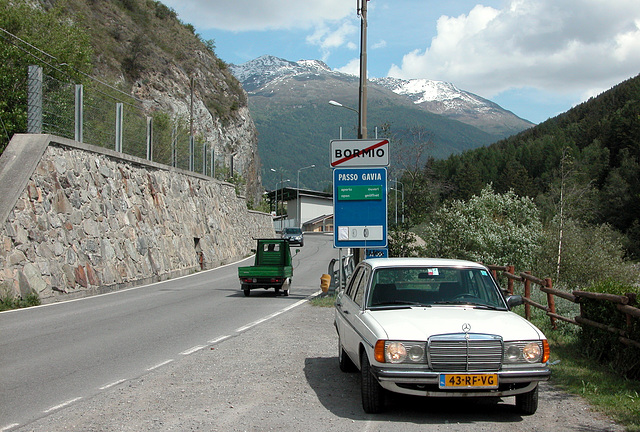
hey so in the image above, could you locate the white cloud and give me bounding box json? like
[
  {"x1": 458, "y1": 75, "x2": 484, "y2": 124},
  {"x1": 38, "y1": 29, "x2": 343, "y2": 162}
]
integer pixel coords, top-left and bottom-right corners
[
  {"x1": 162, "y1": 0, "x2": 353, "y2": 31},
  {"x1": 388, "y1": 0, "x2": 640, "y2": 98},
  {"x1": 335, "y1": 58, "x2": 361, "y2": 76},
  {"x1": 306, "y1": 20, "x2": 358, "y2": 60}
]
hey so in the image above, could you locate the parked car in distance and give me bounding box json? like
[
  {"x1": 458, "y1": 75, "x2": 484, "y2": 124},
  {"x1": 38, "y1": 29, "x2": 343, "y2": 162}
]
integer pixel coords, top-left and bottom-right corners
[
  {"x1": 334, "y1": 258, "x2": 550, "y2": 415},
  {"x1": 281, "y1": 227, "x2": 304, "y2": 246}
]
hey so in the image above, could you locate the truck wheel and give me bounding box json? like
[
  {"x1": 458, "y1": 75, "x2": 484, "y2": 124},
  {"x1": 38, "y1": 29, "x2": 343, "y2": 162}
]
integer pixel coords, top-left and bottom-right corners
[
  {"x1": 515, "y1": 384, "x2": 538, "y2": 415},
  {"x1": 242, "y1": 284, "x2": 250, "y2": 297},
  {"x1": 360, "y1": 351, "x2": 385, "y2": 413}
]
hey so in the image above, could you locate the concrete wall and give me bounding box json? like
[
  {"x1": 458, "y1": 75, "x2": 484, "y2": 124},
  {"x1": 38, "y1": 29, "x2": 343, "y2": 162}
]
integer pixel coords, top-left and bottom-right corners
[{"x1": 0, "y1": 134, "x2": 274, "y2": 303}]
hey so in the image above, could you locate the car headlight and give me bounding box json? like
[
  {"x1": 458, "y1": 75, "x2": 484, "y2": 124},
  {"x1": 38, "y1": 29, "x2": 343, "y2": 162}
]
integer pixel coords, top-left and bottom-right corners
[
  {"x1": 504, "y1": 340, "x2": 549, "y2": 363},
  {"x1": 375, "y1": 340, "x2": 426, "y2": 364}
]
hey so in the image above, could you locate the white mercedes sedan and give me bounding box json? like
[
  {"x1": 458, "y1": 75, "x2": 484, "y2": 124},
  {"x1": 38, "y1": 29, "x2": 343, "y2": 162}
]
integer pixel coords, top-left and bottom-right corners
[{"x1": 334, "y1": 258, "x2": 550, "y2": 415}]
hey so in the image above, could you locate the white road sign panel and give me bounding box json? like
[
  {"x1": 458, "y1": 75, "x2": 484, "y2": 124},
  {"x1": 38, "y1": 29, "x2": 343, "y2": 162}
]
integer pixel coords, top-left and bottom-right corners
[{"x1": 330, "y1": 139, "x2": 389, "y2": 167}]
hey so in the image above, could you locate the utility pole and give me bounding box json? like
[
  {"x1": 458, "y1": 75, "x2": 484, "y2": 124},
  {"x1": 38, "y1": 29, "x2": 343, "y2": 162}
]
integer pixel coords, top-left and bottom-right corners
[
  {"x1": 355, "y1": 0, "x2": 369, "y2": 264},
  {"x1": 358, "y1": 0, "x2": 368, "y2": 141}
]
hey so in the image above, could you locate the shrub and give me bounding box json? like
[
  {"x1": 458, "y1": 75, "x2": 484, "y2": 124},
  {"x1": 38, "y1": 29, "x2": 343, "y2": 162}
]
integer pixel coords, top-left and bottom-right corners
[
  {"x1": 415, "y1": 185, "x2": 542, "y2": 269},
  {"x1": 535, "y1": 218, "x2": 637, "y2": 289}
]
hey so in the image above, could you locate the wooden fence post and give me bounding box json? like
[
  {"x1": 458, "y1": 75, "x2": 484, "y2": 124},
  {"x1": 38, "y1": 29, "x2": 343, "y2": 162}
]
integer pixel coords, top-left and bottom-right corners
[
  {"x1": 507, "y1": 265, "x2": 515, "y2": 295},
  {"x1": 545, "y1": 277, "x2": 557, "y2": 329},
  {"x1": 524, "y1": 271, "x2": 531, "y2": 320}
]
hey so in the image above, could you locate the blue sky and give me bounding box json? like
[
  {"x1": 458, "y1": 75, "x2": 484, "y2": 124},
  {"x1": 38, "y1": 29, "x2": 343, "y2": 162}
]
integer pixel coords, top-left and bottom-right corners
[{"x1": 162, "y1": 0, "x2": 640, "y2": 124}]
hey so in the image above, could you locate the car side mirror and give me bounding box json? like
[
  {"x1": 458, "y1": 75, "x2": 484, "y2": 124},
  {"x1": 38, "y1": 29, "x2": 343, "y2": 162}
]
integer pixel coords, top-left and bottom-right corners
[{"x1": 506, "y1": 295, "x2": 524, "y2": 309}]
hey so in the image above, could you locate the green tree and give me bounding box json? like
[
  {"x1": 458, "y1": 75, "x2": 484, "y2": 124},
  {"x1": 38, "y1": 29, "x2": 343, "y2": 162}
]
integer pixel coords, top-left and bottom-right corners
[
  {"x1": 416, "y1": 185, "x2": 542, "y2": 269},
  {"x1": 0, "y1": 0, "x2": 93, "y2": 153}
]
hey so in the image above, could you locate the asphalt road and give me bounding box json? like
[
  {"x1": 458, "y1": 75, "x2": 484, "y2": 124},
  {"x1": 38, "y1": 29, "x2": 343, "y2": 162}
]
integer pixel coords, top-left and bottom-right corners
[{"x1": 0, "y1": 233, "x2": 338, "y2": 431}]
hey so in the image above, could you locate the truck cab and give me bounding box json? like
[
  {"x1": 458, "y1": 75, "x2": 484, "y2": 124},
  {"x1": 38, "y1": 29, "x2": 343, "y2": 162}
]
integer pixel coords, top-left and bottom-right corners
[{"x1": 237, "y1": 239, "x2": 297, "y2": 296}]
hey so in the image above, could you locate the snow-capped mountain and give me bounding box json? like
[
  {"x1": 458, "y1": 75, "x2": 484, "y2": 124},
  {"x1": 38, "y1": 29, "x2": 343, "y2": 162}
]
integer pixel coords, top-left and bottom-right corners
[
  {"x1": 230, "y1": 55, "x2": 533, "y2": 190},
  {"x1": 373, "y1": 77, "x2": 534, "y2": 136},
  {"x1": 232, "y1": 56, "x2": 533, "y2": 136},
  {"x1": 230, "y1": 55, "x2": 335, "y2": 92}
]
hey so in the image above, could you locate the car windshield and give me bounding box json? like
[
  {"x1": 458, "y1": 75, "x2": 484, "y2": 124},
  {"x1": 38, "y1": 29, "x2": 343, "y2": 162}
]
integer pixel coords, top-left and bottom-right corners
[
  {"x1": 367, "y1": 266, "x2": 506, "y2": 309},
  {"x1": 284, "y1": 228, "x2": 302, "y2": 234}
]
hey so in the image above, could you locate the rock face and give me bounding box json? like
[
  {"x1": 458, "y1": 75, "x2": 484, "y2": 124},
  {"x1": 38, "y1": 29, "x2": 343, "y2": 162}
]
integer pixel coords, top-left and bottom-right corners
[{"x1": 0, "y1": 135, "x2": 274, "y2": 303}]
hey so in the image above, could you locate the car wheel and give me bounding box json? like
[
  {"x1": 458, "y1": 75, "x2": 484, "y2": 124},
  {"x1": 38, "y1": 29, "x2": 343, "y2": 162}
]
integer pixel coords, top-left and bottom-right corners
[
  {"x1": 338, "y1": 336, "x2": 357, "y2": 372},
  {"x1": 242, "y1": 284, "x2": 250, "y2": 297},
  {"x1": 360, "y1": 351, "x2": 385, "y2": 413},
  {"x1": 515, "y1": 384, "x2": 539, "y2": 415}
]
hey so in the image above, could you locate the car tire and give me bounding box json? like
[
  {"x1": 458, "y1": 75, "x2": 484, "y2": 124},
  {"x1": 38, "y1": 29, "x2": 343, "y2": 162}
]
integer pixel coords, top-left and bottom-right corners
[
  {"x1": 515, "y1": 384, "x2": 539, "y2": 415},
  {"x1": 360, "y1": 351, "x2": 385, "y2": 413},
  {"x1": 338, "y1": 336, "x2": 357, "y2": 373}
]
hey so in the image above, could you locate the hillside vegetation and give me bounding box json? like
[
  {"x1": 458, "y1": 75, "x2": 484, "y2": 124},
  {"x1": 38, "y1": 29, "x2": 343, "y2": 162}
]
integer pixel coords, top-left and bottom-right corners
[
  {"x1": 394, "y1": 73, "x2": 640, "y2": 280},
  {"x1": 1, "y1": 0, "x2": 261, "y2": 197},
  {"x1": 426, "y1": 74, "x2": 640, "y2": 259}
]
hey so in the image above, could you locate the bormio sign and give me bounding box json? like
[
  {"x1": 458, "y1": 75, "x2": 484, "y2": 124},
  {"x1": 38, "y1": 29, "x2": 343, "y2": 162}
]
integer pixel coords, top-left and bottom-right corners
[{"x1": 330, "y1": 139, "x2": 389, "y2": 167}]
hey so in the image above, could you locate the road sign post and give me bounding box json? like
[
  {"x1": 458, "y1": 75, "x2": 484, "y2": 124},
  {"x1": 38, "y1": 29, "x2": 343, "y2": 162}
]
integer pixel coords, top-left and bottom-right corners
[{"x1": 333, "y1": 167, "x2": 387, "y2": 249}]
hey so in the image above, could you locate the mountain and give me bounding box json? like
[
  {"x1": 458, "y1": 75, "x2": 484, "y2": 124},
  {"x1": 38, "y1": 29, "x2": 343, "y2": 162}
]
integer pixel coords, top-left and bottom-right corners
[
  {"x1": 231, "y1": 55, "x2": 532, "y2": 191},
  {"x1": 373, "y1": 77, "x2": 534, "y2": 137}
]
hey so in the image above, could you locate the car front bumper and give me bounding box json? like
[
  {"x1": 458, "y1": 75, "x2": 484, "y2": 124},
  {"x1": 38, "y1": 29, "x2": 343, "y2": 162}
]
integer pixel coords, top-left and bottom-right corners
[{"x1": 372, "y1": 366, "x2": 551, "y2": 397}]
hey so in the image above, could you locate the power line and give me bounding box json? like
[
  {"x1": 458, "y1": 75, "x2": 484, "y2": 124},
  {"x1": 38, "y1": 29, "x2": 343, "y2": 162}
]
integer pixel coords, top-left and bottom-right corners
[{"x1": 0, "y1": 25, "x2": 143, "y2": 104}]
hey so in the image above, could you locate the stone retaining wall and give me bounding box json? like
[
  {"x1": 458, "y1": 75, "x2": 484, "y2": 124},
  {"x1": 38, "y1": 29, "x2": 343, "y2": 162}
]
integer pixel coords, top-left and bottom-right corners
[{"x1": 0, "y1": 135, "x2": 274, "y2": 303}]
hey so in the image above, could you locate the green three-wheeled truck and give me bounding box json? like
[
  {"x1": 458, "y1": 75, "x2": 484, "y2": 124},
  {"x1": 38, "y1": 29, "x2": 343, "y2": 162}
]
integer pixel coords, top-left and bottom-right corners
[{"x1": 238, "y1": 238, "x2": 298, "y2": 297}]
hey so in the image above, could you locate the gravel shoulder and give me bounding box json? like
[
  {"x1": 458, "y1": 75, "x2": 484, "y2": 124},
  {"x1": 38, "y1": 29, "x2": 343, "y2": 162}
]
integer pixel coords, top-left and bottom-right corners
[{"x1": 19, "y1": 301, "x2": 624, "y2": 432}]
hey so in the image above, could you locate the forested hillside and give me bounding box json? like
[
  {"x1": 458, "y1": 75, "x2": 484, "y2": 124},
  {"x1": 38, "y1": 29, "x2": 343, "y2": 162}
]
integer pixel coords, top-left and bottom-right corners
[{"x1": 408, "y1": 74, "x2": 640, "y2": 258}]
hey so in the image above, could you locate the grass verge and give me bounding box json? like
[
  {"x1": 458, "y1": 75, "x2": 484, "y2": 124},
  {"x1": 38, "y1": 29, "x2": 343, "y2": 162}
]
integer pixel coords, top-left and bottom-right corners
[
  {"x1": 543, "y1": 324, "x2": 640, "y2": 431},
  {"x1": 309, "y1": 293, "x2": 336, "y2": 308},
  {"x1": 0, "y1": 292, "x2": 41, "y2": 311}
]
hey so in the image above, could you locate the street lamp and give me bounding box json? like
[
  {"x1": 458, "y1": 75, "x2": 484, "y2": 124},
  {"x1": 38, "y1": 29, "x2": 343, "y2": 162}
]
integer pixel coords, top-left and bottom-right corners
[
  {"x1": 329, "y1": 100, "x2": 360, "y2": 139},
  {"x1": 271, "y1": 168, "x2": 280, "y2": 215},
  {"x1": 275, "y1": 178, "x2": 290, "y2": 219},
  {"x1": 329, "y1": 100, "x2": 359, "y2": 114},
  {"x1": 297, "y1": 164, "x2": 315, "y2": 228},
  {"x1": 390, "y1": 179, "x2": 405, "y2": 225}
]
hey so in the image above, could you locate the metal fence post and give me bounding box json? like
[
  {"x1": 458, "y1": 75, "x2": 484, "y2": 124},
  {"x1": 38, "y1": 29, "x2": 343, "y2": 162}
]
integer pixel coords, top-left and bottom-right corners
[
  {"x1": 171, "y1": 126, "x2": 177, "y2": 168},
  {"x1": 115, "y1": 103, "x2": 123, "y2": 152},
  {"x1": 74, "y1": 84, "x2": 83, "y2": 142},
  {"x1": 27, "y1": 65, "x2": 43, "y2": 133},
  {"x1": 146, "y1": 116, "x2": 153, "y2": 160},
  {"x1": 189, "y1": 136, "x2": 194, "y2": 171}
]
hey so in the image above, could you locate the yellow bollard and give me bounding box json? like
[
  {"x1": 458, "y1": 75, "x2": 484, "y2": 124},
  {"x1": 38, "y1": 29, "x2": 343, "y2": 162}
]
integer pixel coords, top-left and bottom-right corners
[{"x1": 320, "y1": 274, "x2": 331, "y2": 293}]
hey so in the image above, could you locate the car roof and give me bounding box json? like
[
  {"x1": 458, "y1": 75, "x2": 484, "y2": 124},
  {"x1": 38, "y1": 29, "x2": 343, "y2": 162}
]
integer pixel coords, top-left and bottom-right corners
[{"x1": 362, "y1": 257, "x2": 488, "y2": 270}]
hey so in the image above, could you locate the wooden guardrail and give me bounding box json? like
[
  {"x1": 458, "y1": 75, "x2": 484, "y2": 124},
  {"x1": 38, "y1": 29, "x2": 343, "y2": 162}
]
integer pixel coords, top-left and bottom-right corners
[{"x1": 487, "y1": 265, "x2": 640, "y2": 349}]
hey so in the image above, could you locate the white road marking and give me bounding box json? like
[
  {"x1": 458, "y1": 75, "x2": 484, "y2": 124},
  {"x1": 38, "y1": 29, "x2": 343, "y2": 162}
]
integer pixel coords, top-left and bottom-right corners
[
  {"x1": 99, "y1": 379, "x2": 126, "y2": 390},
  {"x1": 235, "y1": 298, "x2": 310, "y2": 333},
  {"x1": 43, "y1": 397, "x2": 82, "y2": 413},
  {"x1": 1, "y1": 424, "x2": 20, "y2": 431},
  {"x1": 180, "y1": 345, "x2": 206, "y2": 355},
  {"x1": 208, "y1": 335, "x2": 231, "y2": 344},
  {"x1": 147, "y1": 359, "x2": 174, "y2": 371}
]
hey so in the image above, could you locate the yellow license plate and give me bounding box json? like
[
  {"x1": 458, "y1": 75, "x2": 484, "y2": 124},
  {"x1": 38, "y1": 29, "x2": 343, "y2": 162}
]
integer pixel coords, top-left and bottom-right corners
[{"x1": 439, "y1": 373, "x2": 498, "y2": 389}]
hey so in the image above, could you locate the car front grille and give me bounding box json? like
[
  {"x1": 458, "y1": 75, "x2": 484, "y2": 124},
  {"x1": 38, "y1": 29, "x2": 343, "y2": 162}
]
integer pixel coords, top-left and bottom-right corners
[{"x1": 428, "y1": 334, "x2": 503, "y2": 372}]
